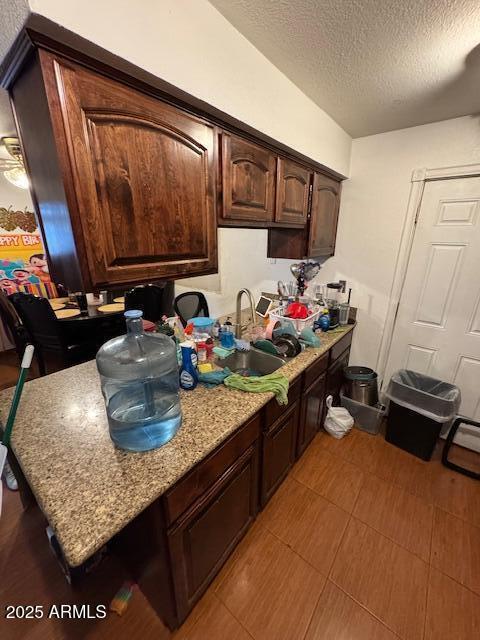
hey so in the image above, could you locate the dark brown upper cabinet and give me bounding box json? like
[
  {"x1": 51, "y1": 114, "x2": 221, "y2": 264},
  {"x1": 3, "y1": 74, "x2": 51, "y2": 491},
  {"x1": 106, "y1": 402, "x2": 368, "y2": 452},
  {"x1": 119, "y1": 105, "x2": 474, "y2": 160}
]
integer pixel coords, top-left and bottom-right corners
[
  {"x1": 220, "y1": 133, "x2": 276, "y2": 225},
  {"x1": 267, "y1": 171, "x2": 341, "y2": 260},
  {"x1": 308, "y1": 173, "x2": 341, "y2": 257},
  {"x1": 275, "y1": 158, "x2": 311, "y2": 225},
  {"x1": 11, "y1": 50, "x2": 217, "y2": 291}
]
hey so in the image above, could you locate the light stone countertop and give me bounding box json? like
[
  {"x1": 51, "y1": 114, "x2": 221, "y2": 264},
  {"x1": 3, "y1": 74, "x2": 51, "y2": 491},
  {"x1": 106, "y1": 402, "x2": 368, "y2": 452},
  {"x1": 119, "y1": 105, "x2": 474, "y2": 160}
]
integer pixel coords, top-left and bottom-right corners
[{"x1": 0, "y1": 324, "x2": 354, "y2": 567}]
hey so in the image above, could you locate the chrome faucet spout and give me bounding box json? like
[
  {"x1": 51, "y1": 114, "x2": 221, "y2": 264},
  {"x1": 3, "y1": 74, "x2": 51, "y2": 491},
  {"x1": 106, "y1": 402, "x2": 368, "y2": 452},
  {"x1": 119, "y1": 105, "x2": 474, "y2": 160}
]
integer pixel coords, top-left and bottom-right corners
[{"x1": 235, "y1": 288, "x2": 256, "y2": 339}]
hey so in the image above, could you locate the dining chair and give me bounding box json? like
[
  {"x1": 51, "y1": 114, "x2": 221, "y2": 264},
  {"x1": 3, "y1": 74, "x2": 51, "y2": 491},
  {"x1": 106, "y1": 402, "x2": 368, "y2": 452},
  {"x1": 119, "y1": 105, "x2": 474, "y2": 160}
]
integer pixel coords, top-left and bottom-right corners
[
  {"x1": 9, "y1": 293, "x2": 97, "y2": 374},
  {"x1": 124, "y1": 283, "x2": 174, "y2": 322},
  {"x1": 174, "y1": 291, "x2": 210, "y2": 327},
  {"x1": 0, "y1": 291, "x2": 44, "y2": 374}
]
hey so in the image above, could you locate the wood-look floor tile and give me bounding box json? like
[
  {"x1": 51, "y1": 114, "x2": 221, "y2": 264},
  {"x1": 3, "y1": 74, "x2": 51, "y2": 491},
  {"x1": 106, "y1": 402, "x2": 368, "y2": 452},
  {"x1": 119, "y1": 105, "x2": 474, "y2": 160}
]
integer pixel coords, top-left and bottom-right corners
[
  {"x1": 316, "y1": 428, "x2": 377, "y2": 469},
  {"x1": 305, "y1": 581, "x2": 398, "y2": 640},
  {"x1": 431, "y1": 508, "x2": 480, "y2": 595},
  {"x1": 330, "y1": 518, "x2": 428, "y2": 640},
  {"x1": 174, "y1": 591, "x2": 251, "y2": 640},
  {"x1": 428, "y1": 463, "x2": 480, "y2": 527},
  {"x1": 215, "y1": 523, "x2": 325, "y2": 640},
  {"x1": 293, "y1": 438, "x2": 364, "y2": 512},
  {"x1": 425, "y1": 568, "x2": 480, "y2": 640},
  {"x1": 371, "y1": 438, "x2": 433, "y2": 502},
  {"x1": 258, "y1": 476, "x2": 349, "y2": 575},
  {"x1": 353, "y1": 474, "x2": 433, "y2": 561}
]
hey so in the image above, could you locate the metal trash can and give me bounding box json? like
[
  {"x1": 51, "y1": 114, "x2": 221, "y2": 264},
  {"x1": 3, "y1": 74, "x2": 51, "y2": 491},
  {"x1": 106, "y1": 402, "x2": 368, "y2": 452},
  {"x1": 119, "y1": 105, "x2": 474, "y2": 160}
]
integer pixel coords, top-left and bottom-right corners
[{"x1": 384, "y1": 370, "x2": 461, "y2": 460}]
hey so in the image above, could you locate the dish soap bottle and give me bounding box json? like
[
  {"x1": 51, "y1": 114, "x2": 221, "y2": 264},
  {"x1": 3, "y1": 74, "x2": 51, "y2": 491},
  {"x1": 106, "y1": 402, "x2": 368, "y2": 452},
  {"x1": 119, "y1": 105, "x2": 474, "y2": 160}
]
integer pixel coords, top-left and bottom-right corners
[
  {"x1": 96, "y1": 310, "x2": 182, "y2": 451},
  {"x1": 179, "y1": 342, "x2": 199, "y2": 390}
]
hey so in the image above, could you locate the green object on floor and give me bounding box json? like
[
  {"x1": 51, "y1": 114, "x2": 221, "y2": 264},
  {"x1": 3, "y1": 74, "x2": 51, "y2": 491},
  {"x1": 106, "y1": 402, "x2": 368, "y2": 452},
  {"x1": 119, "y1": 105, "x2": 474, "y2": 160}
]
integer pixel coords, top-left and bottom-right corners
[
  {"x1": 198, "y1": 367, "x2": 232, "y2": 388},
  {"x1": 224, "y1": 371, "x2": 289, "y2": 405}
]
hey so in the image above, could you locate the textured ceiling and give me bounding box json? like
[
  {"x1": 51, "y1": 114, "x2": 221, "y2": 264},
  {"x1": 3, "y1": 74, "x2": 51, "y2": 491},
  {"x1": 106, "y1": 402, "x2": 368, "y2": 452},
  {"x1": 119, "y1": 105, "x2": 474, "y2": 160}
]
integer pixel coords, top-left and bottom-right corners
[
  {"x1": 0, "y1": 0, "x2": 29, "y2": 143},
  {"x1": 210, "y1": 0, "x2": 480, "y2": 137}
]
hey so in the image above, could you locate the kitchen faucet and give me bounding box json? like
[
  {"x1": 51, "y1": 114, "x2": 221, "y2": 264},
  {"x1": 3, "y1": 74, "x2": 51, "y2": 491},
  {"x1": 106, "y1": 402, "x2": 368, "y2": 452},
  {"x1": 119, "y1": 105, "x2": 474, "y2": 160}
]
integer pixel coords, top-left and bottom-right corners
[{"x1": 235, "y1": 288, "x2": 256, "y2": 339}]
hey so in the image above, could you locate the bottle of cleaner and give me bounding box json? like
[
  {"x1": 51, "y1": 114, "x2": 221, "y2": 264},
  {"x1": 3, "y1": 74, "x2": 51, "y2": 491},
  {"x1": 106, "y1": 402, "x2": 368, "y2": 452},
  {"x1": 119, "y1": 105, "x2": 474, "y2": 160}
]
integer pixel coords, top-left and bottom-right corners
[{"x1": 179, "y1": 342, "x2": 198, "y2": 390}]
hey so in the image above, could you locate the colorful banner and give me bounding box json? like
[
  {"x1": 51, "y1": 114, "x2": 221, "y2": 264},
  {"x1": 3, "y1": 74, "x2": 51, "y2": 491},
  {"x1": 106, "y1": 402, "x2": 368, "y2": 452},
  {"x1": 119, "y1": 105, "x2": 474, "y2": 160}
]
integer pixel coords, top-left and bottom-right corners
[{"x1": 0, "y1": 207, "x2": 55, "y2": 297}]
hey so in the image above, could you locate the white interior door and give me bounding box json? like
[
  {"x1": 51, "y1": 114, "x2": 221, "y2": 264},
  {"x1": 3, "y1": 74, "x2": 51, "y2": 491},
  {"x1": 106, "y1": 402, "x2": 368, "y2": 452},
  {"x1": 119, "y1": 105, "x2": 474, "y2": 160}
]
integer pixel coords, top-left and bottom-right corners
[{"x1": 385, "y1": 176, "x2": 480, "y2": 450}]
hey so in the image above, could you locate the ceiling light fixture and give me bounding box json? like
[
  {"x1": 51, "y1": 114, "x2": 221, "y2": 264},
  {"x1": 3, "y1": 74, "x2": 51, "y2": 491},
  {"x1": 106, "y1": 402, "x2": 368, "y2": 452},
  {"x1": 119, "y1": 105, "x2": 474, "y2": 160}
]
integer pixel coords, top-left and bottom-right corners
[{"x1": 0, "y1": 137, "x2": 29, "y2": 190}]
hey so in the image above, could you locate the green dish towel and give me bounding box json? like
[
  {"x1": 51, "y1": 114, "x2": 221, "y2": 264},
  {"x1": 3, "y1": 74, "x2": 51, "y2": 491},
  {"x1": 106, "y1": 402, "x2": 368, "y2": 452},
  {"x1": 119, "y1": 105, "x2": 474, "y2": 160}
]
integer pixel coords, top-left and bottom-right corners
[{"x1": 224, "y1": 372, "x2": 289, "y2": 405}]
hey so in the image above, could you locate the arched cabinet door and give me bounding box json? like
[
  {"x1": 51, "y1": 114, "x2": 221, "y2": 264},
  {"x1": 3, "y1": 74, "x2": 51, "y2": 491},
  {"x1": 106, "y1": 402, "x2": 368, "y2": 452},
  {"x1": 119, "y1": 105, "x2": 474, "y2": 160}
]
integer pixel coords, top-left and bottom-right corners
[
  {"x1": 39, "y1": 51, "x2": 217, "y2": 289},
  {"x1": 308, "y1": 173, "x2": 341, "y2": 258},
  {"x1": 275, "y1": 158, "x2": 312, "y2": 225},
  {"x1": 221, "y1": 133, "x2": 276, "y2": 223}
]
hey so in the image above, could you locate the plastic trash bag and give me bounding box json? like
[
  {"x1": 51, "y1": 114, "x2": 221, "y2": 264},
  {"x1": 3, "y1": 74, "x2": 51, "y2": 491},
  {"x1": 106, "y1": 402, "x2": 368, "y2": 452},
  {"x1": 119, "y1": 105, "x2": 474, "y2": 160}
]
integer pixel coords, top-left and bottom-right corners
[{"x1": 324, "y1": 395, "x2": 354, "y2": 439}]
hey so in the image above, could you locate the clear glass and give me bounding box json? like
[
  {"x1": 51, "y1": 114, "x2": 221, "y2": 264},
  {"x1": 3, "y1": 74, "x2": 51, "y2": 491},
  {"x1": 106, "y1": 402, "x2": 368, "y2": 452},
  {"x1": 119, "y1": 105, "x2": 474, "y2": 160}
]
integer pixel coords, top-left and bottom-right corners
[
  {"x1": 338, "y1": 303, "x2": 350, "y2": 325},
  {"x1": 96, "y1": 313, "x2": 182, "y2": 451}
]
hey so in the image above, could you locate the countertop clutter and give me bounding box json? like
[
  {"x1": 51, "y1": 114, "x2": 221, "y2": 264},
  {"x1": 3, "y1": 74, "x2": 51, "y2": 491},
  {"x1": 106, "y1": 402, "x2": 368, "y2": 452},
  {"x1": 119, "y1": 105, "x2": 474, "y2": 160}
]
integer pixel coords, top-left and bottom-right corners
[{"x1": 0, "y1": 325, "x2": 353, "y2": 568}]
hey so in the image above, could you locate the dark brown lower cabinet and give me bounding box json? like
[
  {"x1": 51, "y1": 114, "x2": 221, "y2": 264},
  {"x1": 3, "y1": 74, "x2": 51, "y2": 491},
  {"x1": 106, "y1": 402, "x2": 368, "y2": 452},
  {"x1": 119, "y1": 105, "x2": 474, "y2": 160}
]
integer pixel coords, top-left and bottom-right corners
[
  {"x1": 167, "y1": 442, "x2": 259, "y2": 623},
  {"x1": 326, "y1": 347, "x2": 351, "y2": 404},
  {"x1": 261, "y1": 400, "x2": 299, "y2": 506},
  {"x1": 297, "y1": 372, "x2": 326, "y2": 458}
]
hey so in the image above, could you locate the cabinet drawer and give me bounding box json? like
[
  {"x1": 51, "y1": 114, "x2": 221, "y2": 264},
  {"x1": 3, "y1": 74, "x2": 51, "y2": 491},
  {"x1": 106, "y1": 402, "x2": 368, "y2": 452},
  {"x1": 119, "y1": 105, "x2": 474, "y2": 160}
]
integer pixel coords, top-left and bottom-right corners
[
  {"x1": 264, "y1": 375, "x2": 301, "y2": 429},
  {"x1": 164, "y1": 413, "x2": 261, "y2": 525},
  {"x1": 330, "y1": 331, "x2": 353, "y2": 363},
  {"x1": 303, "y1": 352, "x2": 329, "y2": 389}
]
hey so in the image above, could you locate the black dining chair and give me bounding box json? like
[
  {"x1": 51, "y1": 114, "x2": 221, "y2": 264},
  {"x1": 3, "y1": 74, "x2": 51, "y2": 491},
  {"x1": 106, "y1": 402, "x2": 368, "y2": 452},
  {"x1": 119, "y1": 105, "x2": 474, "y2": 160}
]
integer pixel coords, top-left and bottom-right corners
[
  {"x1": 9, "y1": 292, "x2": 97, "y2": 374},
  {"x1": 124, "y1": 283, "x2": 174, "y2": 322},
  {"x1": 174, "y1": 291, "x2": 210, "y2": 327},
  {"x1": 0, "y1": 291, "x2": 44, "y2": 373}
]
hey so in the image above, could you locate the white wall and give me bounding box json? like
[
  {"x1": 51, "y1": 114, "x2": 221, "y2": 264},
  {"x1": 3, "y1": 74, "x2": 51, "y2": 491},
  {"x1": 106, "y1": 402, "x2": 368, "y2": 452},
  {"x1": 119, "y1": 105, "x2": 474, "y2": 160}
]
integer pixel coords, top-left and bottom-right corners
[
  {"x1": 26, "y1": 0, "x2": 352, "y2": 322},
  {"x1": 176, "y1": 228, "x2": 298, "y2": 318},
  {"x1": 318, "y1": 115, "x2": 480, "y2": 368},
  {"x1": 29, "y1": 0, "x2": 351, "y2": 176}
]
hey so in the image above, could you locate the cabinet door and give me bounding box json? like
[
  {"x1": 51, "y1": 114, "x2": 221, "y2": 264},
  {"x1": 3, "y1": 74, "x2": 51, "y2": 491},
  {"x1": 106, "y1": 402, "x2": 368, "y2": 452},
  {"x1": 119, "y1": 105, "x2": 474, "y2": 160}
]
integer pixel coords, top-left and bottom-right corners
[
  {"x1": 297, "y1": 372, "x2": 326, "y2": 458},
  {"x1": 308, "y1": 173, "x2": 341, "y2": 258},
  {"x1": 275, "y1": 158, "x2": 311, "y2": 225},
  {"x1": 40, "y1": 51, "x2": 217, "y2": 289},
  {"x1": 261, "y1": 400, "x2": 299, "y2": 506},
  {"x1": 167, "y1": 443, "x2": 259, "y2": 623},
  {"x1": 221, "y1": 133, "x2": 276, "y2": 223},
  {"x1": 326, "y1": 347, "x2": 351, "y2": 404}
]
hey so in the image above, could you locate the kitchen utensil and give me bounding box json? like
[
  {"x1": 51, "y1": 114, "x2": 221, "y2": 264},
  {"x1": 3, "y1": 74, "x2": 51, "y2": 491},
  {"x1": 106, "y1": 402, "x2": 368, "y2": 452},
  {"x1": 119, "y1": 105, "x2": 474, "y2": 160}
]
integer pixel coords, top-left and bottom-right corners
[
  {"x1": 50, "y1": 302, "x2": 65, "y2": 311},
  {"x1": 272, "y1": 335, "x2": 302, "y2": 357},
  {"x1": 98, "y1": 303, "x2": 124, "y2": 313},
  {"x1": 55, "y1": 308, "x2": 81, "y2": 319},
  {"x1": 0, "y1": 344, "x2": 34, "y2": 516},
  {"x1": 339, "y1": 303, "x2": 350, "y2": 325},
  {"x1": 74, "y1": 292, "x2": 88, "y2": 313}
]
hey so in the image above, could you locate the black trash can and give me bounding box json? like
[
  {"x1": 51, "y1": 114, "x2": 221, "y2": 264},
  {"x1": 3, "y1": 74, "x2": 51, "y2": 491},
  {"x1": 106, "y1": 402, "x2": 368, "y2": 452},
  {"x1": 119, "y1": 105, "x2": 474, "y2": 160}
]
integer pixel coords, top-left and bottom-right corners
[{"x1": 385, "y1": 370, "x2": 461, "y2": 461}]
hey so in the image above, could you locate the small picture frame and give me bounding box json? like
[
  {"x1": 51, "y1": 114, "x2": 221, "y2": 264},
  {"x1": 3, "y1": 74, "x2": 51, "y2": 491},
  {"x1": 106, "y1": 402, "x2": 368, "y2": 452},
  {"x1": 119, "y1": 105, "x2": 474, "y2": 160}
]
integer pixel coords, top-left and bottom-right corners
[{"x1": 255, "y1": 295, "x2": 274, "y2": 317}]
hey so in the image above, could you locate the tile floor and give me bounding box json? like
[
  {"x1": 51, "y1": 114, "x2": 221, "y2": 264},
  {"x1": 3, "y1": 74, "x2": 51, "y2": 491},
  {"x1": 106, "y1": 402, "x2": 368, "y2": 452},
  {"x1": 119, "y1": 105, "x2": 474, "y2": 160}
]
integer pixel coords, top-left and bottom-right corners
[{"x1": 2, "y1": 427, "x2": 480, "y2": 640}]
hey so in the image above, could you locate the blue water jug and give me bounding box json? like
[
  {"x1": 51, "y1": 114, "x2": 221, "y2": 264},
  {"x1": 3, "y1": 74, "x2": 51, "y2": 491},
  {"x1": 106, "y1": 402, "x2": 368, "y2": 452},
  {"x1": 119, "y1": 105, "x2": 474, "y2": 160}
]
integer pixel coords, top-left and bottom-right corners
[{"x1": 96, "y1": 310, "x2": 182, "y2": 451}]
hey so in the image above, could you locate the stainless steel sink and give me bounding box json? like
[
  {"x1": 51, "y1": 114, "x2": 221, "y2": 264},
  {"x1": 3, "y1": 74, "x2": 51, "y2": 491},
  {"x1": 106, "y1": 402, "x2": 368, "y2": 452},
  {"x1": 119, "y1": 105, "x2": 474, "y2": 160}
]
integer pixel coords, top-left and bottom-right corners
[{"x1": 216, "y1": 348, "x2": 286, "y2": 377}]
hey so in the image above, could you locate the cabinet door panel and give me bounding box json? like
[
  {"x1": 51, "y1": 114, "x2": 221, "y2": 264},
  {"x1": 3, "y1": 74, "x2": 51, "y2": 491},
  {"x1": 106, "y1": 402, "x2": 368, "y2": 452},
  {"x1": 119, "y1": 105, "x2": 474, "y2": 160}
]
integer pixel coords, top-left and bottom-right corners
[
  {"x1": 297, "y1": 372, "x2": 326, "y2": 458},
  {"x1": 221, "y1": 133, "x2": 276, "y2": 222},
  {"x1": 326, "y1": 347, "x2": 350, "y2": 404},
  {"x1": 308, "y1": 173, "x2": 341, "y2": 258},
  {"x1": 261, "y1": 401, "x2": 299, "y2": 506},
  {"x1": 41, "y1": 51, "x2": 217, "y2": 288},
  {"x1": 168, "y1": 444, "x2": 258, "y2": 623},
  {"x1": 275, "y1": 158, "x2": 311, "y2": 225}
]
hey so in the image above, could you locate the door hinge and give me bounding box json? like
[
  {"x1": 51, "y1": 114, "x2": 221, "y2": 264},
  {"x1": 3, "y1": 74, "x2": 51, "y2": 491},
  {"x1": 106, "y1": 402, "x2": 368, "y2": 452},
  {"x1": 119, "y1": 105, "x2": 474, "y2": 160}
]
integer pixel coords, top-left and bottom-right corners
[
  {"x1": 307, "y1": 183, "x2": 313, "y2": 215},
  {"x1": 414, "y1": 205, "x2": 421, "y2": 225}
]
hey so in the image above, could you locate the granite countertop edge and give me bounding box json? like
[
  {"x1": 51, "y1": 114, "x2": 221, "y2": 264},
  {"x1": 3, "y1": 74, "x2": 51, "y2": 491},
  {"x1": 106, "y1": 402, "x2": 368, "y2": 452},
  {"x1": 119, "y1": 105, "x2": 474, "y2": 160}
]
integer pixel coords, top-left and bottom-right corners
[{"x1": 0, "y1": 324, "x2": 354, "y2": 567}]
